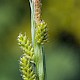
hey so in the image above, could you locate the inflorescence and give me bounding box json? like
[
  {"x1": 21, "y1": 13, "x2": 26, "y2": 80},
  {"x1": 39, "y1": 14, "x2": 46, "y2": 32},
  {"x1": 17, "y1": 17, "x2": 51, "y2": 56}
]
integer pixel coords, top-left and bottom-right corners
[{"x1": 17, "y1": 0, "x2": 48, "y2": 80}]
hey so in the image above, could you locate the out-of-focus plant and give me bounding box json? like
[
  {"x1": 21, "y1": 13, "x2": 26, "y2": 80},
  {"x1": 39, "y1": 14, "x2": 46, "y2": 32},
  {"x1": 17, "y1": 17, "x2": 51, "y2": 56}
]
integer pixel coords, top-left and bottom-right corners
[{"x1": 17, "y1": 0, "x2": 48, "y2": 80}]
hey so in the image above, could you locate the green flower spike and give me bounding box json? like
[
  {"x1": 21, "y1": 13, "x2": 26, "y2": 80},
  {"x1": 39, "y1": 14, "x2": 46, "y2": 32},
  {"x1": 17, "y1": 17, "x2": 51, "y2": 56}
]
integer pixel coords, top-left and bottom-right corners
[
  {"x1": 35, "y1": 20, "x2": 48, "y2": 44},
  {"x1": 20, "y1": 54, "x2": 36, "y2": 80},
  {"x1": 17, "y1": 33, "x2": 34, "y2": 60}
]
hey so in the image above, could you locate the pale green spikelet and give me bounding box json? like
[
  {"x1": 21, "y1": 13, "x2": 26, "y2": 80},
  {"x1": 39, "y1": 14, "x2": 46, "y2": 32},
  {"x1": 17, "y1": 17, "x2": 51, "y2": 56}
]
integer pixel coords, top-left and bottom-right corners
[
  {"x1": 20, "y1": 54, "x2": 36, "y2": 80},
  {"x1": 17, "y1": 33, "x2": 34, "y2": 60},
  {"x1": 35, "y1": 20, "x2": 48, "y2": 44}
]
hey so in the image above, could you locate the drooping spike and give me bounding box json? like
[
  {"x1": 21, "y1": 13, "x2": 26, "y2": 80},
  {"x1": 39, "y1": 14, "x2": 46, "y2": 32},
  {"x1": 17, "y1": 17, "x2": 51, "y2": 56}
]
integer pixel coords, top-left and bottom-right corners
[
  {"x1": 17, "y1": 33, "x2": 34, "y2": 60},
  {"x1": 20, "y1": 54, "x2": 36, "y2": 80}
]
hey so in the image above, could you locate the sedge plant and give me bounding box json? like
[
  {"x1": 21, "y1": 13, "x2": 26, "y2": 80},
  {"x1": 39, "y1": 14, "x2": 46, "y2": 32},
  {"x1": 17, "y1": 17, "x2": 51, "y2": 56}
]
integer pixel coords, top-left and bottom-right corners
[{"x1": 17, "y1": 0, "x2": 48, "y2": 80}]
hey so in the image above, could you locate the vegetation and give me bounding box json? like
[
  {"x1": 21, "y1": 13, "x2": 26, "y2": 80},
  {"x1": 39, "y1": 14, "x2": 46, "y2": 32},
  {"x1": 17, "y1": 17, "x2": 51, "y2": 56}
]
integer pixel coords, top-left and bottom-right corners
[{"x1": 17, "y1": 0, "x2": 48, "y2": 80}]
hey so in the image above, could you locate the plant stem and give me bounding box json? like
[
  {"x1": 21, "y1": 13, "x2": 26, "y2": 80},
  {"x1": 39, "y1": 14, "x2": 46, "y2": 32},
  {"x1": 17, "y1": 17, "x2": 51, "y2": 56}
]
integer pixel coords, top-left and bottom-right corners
[
  {"x1": 29, "y1": 0, "x2": 46, "y2": 80},
  {"x1": 34, "y1": 44, "x2": 44, "y2": 80}
]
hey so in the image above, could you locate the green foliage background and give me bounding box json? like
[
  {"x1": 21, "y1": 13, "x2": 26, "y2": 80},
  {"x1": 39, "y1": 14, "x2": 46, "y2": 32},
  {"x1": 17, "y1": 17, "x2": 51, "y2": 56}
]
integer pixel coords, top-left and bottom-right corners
[{"x1": 0, "y1": 0, "x2": 80, "y2": 80}]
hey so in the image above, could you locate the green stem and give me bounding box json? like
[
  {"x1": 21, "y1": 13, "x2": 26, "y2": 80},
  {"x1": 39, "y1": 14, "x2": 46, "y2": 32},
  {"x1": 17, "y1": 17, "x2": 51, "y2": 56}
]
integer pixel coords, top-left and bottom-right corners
[
  {"x1": 29, "y1": 0, "x2": 35, "y2": 45},
  {"x1": 34, "y1": 44, "x2": 44, "y2": 80},
  {"x1": 29, "y1": 0, "x2": 46, "y2": 80}
]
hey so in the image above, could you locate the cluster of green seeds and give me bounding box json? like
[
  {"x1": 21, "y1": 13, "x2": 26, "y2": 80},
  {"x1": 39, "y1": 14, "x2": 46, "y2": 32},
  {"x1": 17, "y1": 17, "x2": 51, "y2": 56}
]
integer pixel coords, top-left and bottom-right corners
[
  {"x1": 35, "y1": 20, "x2": 48, "y2": 44},
  {"x1": 17, "y1": 33, "x2": 36, "y2": 80},
  {"x1": 17, "y1": 33, "x2": 34, "y2": 60},
  {"x1": 20, "y1": 54, "x2": 36, "y2": 80}
]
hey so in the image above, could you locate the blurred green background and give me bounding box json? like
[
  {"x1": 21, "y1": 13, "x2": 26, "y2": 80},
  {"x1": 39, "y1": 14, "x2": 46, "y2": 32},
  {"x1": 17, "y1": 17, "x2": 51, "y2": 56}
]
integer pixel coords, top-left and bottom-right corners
[{"x1": 0, "y1": 0, "x2": 80, "y2": 80}]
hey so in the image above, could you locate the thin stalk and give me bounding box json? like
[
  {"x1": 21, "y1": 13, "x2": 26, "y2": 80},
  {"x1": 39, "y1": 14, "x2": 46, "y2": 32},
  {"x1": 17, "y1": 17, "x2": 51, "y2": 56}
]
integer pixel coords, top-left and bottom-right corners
[
  {"x1": 29, "y1": 0, "x2": 35, "y2": 45},
  {"x1": 34, "y1": 44, "x2": 45, "y2": 80}
]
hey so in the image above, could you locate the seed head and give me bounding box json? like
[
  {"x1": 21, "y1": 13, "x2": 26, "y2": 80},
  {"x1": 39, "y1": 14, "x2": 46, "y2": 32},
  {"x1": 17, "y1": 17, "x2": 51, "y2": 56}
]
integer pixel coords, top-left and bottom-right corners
[
  {"x1": 17, "y1": 33, "x2": 34, "y2": 60},
  {"x1": 35, "y1": 20, "x2": 48, "y2": 44}
]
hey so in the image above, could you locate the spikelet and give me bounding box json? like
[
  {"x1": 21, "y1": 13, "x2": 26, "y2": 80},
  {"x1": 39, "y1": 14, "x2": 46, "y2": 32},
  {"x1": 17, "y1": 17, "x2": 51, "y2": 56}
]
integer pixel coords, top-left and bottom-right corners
[
  {"x1": 20, "y1": 54, "x2": 36, "y2": 80},
  {"x1": 34, "y1": 0, "x2": 42, "y2": 24},
  {"x1": 35, "y1": 20, "x2": 48, "y2": 44},
  {"x1": 17, "y1": 33, "x2": 34, "y2": 60}
]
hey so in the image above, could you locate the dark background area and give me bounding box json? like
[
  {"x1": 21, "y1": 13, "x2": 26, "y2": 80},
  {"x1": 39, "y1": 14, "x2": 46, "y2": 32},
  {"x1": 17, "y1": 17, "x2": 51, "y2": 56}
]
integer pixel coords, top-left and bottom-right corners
[{"x1": 0, "y1": 0, "x2": 80, "y2": 80}]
